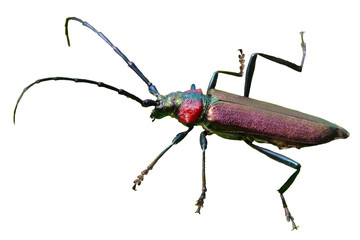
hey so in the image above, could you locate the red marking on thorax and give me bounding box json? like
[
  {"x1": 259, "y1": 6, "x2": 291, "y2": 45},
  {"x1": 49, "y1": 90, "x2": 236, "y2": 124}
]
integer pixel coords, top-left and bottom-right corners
[{"x1": 177, "y1": 89, "x2": 203, "y2": 124}]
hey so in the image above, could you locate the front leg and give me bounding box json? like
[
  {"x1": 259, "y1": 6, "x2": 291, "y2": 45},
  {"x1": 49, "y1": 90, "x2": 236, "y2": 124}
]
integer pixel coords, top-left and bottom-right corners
[
  {"x1": 133, "y1": 127, "x2": 193, "y2": 190},
  {"x1": 195, "y1": 131, "x2": 209, "y2": 213}
]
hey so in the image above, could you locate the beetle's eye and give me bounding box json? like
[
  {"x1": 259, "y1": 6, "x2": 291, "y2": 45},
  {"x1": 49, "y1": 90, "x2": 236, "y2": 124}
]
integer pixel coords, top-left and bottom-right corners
[{"x1": 157, "y1": 101, "x2": 165, "y2": 108}]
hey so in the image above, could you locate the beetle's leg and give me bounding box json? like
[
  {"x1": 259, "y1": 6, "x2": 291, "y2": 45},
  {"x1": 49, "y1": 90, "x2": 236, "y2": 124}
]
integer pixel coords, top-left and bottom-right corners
[
  {"x1": 244, "y1": 32, "x2": 306, "y2": 97},
  {"x1": 65, "y1": 17, "x2": 160, "y2": 97},
  {"x1": 195, "y1": 131, "x2": 209, "y2": 213},
  {"x1": 207, "y1": 49, "x2": 245, "y2": 93},
  {"x1": 245, "y1": 141, "x2": 301, "y2": 231},
  {"x1": 132, "y1": 127, "x2": 193, "y2": 190}
]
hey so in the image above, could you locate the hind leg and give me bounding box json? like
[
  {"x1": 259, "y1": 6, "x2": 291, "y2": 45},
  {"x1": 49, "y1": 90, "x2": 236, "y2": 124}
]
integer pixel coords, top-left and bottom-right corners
[
  {"x1": 245, "y1": 141, "x2": 301, "y2": 230},
  {"x1": 244, "y1": 32, "x2": 306, "y2": 97}
]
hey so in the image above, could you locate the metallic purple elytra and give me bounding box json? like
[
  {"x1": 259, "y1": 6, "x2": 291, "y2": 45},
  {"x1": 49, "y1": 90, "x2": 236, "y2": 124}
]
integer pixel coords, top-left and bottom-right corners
[
  {"x1": 14, "y1": 17, "x2": 350, "y2": 231},
  {"x1": 203, "y1": 89, "x2": 349, "y2": 149}
]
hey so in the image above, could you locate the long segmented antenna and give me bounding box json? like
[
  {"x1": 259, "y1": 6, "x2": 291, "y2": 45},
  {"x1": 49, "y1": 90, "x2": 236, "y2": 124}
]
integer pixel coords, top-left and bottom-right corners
[
  {"x1": 13, "y1": 77, "x2": 157, "y2": 124},
  {"x1": 65, "y1": 17, "x2": 160, "y2": 97}
]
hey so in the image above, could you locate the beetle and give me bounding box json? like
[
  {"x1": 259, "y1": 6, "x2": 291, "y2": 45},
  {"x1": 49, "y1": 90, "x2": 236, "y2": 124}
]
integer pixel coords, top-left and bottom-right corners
[{"x1": 14, "y1": 17, "x2": 349, "y2": 230}]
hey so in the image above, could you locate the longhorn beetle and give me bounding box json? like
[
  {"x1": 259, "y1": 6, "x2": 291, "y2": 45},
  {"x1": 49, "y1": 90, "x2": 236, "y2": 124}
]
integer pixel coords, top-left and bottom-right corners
[{"x1": 14, "y1": 17, "x2": 349, "y2": 230}]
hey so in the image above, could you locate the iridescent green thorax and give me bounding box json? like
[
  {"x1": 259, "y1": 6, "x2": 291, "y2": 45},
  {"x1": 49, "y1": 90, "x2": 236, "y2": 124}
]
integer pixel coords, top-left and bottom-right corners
[
  {"x1": 150, "y1": 92, "x2": 178, "y2": 120},
  {"x1": 150, "y1": 89, "x2": 213, "y2": 126}
]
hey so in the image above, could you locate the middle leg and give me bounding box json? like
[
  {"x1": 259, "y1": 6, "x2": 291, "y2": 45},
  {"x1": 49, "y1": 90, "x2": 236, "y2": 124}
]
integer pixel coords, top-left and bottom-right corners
[
  {"x1": 206, "y1": 49, "x2": 245, "y2": 93},
  {"x1": 195, "y1": 131, "x2": 209, "y2": 213}
]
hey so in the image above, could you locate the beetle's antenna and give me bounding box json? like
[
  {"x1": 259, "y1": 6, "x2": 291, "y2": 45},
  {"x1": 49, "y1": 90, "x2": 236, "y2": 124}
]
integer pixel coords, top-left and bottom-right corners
[
  {"x1": 13, "y1": 77, "x2": 157, "y2": 124},
  {"x1": 65, "y1": 17, "x2": 160, "y2": 97}
]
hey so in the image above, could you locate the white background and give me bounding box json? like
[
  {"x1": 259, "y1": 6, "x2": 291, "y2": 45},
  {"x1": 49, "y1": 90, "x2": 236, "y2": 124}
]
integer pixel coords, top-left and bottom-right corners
[{"x1": 1, "y1": 0, "x2": 359, "y2": 239}]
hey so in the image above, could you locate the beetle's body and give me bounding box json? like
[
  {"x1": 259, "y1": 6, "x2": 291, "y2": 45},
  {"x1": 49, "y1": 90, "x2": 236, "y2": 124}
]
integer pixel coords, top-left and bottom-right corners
[
  {"x1": 14, "y1": 17, "x2": 349, "y2": 231},
  {"x1": 154, "y1": 88, "x2": 348, "y2": 150}
]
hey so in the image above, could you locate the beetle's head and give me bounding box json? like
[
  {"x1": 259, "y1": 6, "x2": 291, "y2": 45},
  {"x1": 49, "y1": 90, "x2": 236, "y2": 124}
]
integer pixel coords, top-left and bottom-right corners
[{"x1": 150, "y1": 92, "x2": 178, "y2": 120}]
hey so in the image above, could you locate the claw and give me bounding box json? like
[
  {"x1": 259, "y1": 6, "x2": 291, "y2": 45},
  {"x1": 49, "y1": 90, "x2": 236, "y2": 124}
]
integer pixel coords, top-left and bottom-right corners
[
  {"x1": 195, "y1": 206, "x2": 202, "y2": 214},
  {"x1": 132, "y1": 181, "x2": 139, "y2": 191},
  {"x1": 132, "y1": 168, "x2": 148, "y2": 190},
  {"x1": 284, "y1": 205, "x2": 299, "y2": 230},
  {"x1": 195, "y1": 201, "x2": 203, "y2": 214},
  {"x1": 291, "y1": 222, "x2": 299, "y2": 231},
  {"x1": 238, "y1": 49, "x2": 245, "y2": 77},
  {"x1": 195, "y1": 192, "x2": 206, "y2": 214},
  {"x1": 279, "y1": 193, "x2": 299, "y2": 230}
]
